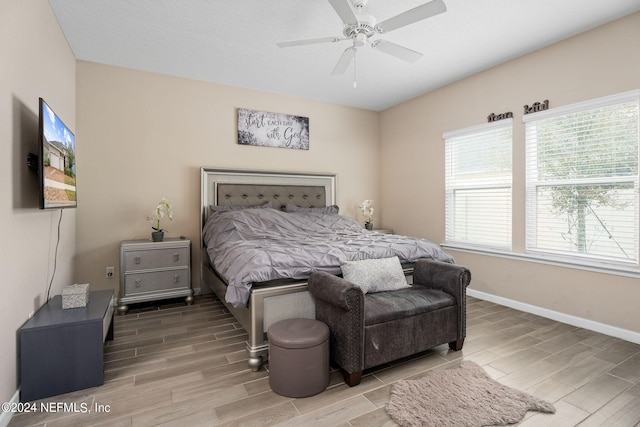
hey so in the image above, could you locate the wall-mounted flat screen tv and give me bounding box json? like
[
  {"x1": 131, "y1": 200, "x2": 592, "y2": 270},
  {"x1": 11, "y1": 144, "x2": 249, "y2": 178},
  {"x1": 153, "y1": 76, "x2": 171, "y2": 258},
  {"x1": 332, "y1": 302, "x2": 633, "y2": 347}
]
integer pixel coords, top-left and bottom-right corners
[{"x1": 38, "y1": 98, "x2": 77, "y2": 209}]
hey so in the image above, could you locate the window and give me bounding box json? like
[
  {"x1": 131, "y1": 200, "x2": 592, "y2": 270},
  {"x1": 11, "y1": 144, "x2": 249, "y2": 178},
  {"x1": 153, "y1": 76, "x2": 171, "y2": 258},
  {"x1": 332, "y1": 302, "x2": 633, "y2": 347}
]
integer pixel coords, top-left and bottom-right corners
[
  {"x1": 525, "y1": 90, "x2": 640, "y2": 266},
  {"x1": 444, "y1": 120, "x2": 513, "y2": 249}
]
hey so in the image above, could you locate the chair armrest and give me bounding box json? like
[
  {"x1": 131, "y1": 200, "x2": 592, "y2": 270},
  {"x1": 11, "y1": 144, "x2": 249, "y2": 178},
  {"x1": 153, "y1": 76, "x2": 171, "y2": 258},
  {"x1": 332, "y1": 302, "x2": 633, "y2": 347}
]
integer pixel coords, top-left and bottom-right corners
[
  {"x1": 308, "y1": 272, "x2": 365, "y2": 375},
  {"x1": 308, "y1": 271, "x2": 363, "y2": 311},
  {"x1": 413, "y1": 259, "x2": 471, "y2": 302}
]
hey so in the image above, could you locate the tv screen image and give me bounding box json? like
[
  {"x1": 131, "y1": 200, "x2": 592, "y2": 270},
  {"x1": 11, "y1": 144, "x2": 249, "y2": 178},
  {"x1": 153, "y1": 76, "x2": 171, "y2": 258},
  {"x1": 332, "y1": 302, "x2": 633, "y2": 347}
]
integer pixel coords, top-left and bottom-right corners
[{"x1": 39, "y1": 98, "x2": 77, "y2": 209}]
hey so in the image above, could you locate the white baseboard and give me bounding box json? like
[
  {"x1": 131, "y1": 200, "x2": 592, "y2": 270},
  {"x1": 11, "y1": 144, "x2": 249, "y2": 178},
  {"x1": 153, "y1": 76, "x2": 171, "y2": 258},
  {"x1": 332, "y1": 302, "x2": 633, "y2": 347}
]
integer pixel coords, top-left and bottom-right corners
[
  {"x1": 467, "y1": 288, "x2": 640, "y2": 345},
  {"x1": 0, "y1": 389, "x2": 19, "y2": 427}
]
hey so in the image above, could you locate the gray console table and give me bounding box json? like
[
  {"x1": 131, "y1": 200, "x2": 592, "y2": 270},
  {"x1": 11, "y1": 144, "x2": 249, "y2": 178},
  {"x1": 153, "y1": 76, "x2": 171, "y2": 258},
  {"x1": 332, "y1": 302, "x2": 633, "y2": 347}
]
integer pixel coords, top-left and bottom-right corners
[{"x1": 19, "y1": 289, "x2": 115, "y2": 402}]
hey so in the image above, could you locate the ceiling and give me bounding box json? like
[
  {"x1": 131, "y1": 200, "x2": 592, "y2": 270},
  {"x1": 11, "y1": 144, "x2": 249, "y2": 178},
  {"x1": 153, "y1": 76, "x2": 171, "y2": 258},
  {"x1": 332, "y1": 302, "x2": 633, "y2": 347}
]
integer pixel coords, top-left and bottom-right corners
[{"x1": 49, "y1": 0, "x2": 640, "y2": 112}]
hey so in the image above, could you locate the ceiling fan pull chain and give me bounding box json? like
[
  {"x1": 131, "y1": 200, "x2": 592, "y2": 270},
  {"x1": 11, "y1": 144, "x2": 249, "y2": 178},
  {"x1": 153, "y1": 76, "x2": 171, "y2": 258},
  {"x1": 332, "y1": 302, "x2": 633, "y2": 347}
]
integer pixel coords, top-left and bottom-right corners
[{"x1": 353, "y1": 48, "x2": 357, "y2": 88}]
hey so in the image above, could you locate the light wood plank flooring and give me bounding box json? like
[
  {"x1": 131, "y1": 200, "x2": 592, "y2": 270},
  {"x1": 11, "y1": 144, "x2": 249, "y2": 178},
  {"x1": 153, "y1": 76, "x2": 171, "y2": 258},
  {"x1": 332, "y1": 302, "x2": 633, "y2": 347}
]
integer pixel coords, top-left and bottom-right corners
[{"x1": 8, "y1": 295, "x2": 640, "y2": 426}]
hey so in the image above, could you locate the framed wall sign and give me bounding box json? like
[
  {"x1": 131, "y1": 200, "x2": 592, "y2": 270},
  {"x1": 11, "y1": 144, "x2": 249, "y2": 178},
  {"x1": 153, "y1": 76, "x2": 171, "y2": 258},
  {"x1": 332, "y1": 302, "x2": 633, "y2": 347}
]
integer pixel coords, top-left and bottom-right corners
[{"x1": 237, "y1": 108, "x2": 309, "y2": 150}]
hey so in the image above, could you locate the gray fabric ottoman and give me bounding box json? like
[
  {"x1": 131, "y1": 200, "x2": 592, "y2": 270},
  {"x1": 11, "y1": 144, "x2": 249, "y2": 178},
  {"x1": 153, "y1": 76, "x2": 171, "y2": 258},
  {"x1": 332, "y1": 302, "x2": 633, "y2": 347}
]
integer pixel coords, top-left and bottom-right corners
[{"x1": 267, "y1": 318, "x2": 330, "y2": 397}]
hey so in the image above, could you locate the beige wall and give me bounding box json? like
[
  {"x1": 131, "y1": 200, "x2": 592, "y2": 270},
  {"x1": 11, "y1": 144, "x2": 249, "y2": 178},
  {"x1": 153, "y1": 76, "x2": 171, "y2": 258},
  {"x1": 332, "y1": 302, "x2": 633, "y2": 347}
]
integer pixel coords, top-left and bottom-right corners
[
  {"x1": 0, "y1": 0, "x2": 76, "y2": 407},
  {"x1": 75, "y1": 62, "x2": 380, "y2": 294},
  {"x1": 380, "y1": 12, "x2": 640, "y2": 334}
]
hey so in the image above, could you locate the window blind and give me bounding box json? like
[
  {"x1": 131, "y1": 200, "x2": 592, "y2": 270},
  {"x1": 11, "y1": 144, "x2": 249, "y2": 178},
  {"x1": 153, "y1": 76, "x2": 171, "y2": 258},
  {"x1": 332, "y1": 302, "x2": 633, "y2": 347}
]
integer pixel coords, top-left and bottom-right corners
[
  {"x1": 524, "y1": 90, "x2": 640, "y2": 265},
  {"x1": 444, "y1": 119, "x2": 513, "y2": 249}
]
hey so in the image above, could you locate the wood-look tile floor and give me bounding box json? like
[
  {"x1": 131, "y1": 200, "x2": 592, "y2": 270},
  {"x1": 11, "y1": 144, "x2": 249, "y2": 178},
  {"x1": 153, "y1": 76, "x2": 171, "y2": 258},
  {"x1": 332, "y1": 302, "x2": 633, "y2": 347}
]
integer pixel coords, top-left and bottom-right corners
[{"x1": 8, "y1": 295, "x2": 640, "y2": 427}]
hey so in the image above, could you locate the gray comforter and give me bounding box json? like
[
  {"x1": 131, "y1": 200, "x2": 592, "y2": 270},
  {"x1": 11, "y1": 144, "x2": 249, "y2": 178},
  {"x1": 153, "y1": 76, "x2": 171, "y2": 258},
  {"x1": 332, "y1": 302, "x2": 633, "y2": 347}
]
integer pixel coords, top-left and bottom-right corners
[{"x1": 203, "y1": 208, "x2": 454, "y2": 307}]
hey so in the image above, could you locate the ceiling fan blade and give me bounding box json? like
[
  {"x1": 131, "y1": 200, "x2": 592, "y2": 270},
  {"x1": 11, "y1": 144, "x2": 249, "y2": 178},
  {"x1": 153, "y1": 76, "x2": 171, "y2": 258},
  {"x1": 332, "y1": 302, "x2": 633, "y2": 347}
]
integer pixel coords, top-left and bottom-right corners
[
  {"x1": 277, "y1": 36, "x2": 343, "y2": 48},
  {"x1": 327, "y1": 0, "x2": 358, "y2": 25},
  {"x1": 376, "y1": 0, "x2": 446, "y2": 33},
  {"x1": 332, "y1": 47, "x2": 356, "y2": 75},
  {"x1": 372, "y1": 40, "x2": 423, "y2": 63}
]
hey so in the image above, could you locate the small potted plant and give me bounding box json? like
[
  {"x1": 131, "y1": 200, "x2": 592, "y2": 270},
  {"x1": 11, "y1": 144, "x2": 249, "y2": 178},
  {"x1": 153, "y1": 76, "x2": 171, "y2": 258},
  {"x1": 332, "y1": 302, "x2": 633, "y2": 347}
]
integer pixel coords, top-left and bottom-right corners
[
  {"x1": 147, "y1": 197, "x2": 173, "y2": 241},
  {"x1": 358, "y1": 199, "x2": 374, "y2": 230}
]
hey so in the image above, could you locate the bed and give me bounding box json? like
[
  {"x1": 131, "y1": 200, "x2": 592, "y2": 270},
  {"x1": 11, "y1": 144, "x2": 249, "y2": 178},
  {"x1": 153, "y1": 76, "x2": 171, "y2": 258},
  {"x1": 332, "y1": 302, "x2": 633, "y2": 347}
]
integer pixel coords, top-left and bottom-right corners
[{"x1": 200, "y1": 168, "x2": 454, "y2": 371}]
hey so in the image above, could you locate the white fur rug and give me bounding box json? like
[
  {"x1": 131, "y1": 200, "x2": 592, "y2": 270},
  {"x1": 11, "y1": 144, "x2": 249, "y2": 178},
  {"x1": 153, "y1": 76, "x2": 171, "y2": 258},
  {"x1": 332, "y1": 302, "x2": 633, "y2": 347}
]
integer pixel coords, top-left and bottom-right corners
[{"x1": 386, "y1": 361, "x2": 556, "y2": 427}]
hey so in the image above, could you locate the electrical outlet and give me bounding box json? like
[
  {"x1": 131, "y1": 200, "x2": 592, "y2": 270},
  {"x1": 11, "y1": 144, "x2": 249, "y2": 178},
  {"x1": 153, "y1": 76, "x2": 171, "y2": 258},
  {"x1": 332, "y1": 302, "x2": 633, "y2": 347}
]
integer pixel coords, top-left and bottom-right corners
[{"x1": 106, "y1": 266, "x2": 115, "y2": 278}]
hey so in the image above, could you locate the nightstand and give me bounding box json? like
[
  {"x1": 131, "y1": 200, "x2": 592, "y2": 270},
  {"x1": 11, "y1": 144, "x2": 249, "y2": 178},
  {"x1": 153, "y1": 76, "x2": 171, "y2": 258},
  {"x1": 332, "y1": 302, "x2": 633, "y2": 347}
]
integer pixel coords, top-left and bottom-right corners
[{"x1": 118, "y1": 238, "x2": 193, "y2": 315}]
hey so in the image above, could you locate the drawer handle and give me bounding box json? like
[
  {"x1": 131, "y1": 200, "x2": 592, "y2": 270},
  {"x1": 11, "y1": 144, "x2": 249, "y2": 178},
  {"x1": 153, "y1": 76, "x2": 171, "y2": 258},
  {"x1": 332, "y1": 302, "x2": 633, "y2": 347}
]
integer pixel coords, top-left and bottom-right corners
[
  {"x1": 135, "y1": 256, "x2": 141, "y2": 264},
  {"x1": 135, "y1": 279, "x2": 142, "y2": 287},
  {"x1": 173, "y1": 253, "x2": 179, "y2": 262},
  {"x1": 174, "y1": 274, "x2": 180, "y2": 284}
]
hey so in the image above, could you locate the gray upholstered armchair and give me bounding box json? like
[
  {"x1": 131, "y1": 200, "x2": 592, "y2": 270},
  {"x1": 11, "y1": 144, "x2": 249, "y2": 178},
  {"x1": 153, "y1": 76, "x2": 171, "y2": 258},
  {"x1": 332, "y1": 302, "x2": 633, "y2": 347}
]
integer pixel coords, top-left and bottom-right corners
[{"x1": 308, "y1": 258, "x2": 471, "y2": 386}]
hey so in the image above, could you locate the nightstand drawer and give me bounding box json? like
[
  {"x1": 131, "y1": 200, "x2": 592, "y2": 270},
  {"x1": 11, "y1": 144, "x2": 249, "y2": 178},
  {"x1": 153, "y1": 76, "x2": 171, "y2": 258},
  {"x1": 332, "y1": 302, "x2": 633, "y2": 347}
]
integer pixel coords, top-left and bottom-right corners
[
  {"x1": 124, "y1": 269, "x2": 190, "y2": 296},
  {"x1": 123, "y1": 247, "x2": 189, "y2": 271}
]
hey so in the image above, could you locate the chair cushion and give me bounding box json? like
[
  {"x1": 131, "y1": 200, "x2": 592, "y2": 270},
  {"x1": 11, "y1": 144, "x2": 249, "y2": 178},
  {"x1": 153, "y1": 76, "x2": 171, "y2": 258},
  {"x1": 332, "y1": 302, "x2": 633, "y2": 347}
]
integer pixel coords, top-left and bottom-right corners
[{"x1": 364, "y1": 287, "x2": 455, "y2": 326}]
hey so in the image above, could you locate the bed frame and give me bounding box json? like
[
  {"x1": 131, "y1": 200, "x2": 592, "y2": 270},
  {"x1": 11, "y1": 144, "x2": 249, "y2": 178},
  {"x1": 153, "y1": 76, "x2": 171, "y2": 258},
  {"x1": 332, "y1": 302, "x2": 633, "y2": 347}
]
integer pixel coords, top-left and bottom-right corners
[{"x1": 200, "y1": 168, "x2": 337, "y2": 371}]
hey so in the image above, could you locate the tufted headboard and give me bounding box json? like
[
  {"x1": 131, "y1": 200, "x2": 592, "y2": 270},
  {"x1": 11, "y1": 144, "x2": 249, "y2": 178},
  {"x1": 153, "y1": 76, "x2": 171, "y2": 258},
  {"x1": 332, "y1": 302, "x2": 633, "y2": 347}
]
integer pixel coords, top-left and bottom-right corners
[
  {"x1": 200, "y1": 168, "x2": 337, "y2": 234},
  {"x1": 216, "y1": 184, "x2": 327, "y2": 211}
]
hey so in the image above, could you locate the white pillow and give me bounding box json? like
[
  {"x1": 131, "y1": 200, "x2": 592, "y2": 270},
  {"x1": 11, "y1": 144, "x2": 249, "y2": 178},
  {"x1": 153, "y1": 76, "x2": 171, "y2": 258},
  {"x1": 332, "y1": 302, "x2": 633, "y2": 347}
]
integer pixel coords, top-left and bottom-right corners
[{"x1": 340, "y1": 256, "x2": 410, "y2": 294}]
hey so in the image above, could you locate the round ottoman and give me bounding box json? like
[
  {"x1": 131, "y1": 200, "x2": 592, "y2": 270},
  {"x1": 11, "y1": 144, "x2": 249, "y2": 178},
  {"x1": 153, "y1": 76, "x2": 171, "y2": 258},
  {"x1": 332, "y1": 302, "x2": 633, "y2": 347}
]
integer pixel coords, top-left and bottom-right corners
[{"x1": 267, "y1": 318, "x2": 330, "y2": 398}]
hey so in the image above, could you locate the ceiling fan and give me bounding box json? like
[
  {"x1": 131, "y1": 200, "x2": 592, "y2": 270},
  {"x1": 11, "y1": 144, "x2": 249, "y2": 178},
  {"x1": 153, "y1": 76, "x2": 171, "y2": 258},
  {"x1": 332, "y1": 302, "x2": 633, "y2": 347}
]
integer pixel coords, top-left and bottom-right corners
[{"x1": 276, "y1": 0, "x2": 447, "y2": 83}]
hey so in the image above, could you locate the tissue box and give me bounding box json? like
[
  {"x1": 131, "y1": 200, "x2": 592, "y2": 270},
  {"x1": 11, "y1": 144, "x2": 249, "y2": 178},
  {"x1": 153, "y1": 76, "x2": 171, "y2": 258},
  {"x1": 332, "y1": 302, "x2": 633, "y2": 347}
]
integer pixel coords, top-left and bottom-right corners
[{"x1": 62, "y1": 283, "x2": 90, "y2": 309}]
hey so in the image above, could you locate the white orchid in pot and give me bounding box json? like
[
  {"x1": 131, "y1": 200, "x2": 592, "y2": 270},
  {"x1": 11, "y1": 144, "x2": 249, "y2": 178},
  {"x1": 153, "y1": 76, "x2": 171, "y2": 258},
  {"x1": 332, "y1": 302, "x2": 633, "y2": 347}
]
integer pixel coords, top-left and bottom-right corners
[
  {"x1": 358, "y1": 199, "x2": 374, "y2": 230},
  {"x1": 147, "y1": 197, "x2": 173, "y2": 242}
]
